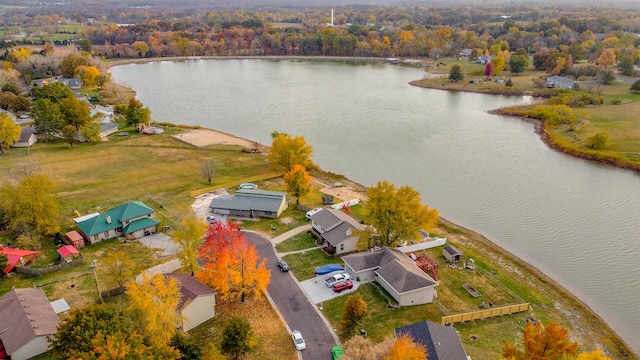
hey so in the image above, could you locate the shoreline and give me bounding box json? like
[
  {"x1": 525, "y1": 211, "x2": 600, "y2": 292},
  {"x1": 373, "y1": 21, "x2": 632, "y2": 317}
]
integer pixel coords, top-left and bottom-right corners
[{"x1": 106, "y1": 57, "x2": 637, "y2": 358}]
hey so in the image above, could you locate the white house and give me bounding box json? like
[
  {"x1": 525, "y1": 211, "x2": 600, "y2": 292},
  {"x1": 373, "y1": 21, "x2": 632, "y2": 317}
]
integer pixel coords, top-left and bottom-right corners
[
  {"x1": 165, "y1": 274, "x2": 217, "y2": 332},
  {"x1": 342, "y1": 247, "x2": 438, "y2": 306},
  {"x1": 309, "y1": 207, "x2": 364, "y2": 255},
  {"x1": 546, "y1": 75, "x2": 576, "y2": 89},
  {"x1": 0, "y1": 288, "x2": 61, "y2": 360},
  {"x1": 11, "y1": 126, "x2": 37, "y2": 148}
]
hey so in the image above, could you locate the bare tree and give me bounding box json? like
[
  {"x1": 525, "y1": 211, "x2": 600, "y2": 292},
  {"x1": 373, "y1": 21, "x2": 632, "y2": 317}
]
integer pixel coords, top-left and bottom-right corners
[{"x1": 201, "y1": 159, "x2": 215, "y2": 185}]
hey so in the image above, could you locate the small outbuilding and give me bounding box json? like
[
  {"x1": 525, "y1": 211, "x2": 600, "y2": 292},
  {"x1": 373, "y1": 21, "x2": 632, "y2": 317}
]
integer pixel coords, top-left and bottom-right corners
[
  {"x1": 11, "y1": 126, "x2": 37, "y2": 148},
  {"x1": 65, "y1": 230, "x2": 85, "y2": 249},
  {"x1": 56, "y1": 245, "x2": 80, "y2": 261},
  {"x1": 442, "y1": 245, "x2": 463, "y2": 263},
  {"x1": 165, "y1": 274, "x2": 217, "y2": 332}
]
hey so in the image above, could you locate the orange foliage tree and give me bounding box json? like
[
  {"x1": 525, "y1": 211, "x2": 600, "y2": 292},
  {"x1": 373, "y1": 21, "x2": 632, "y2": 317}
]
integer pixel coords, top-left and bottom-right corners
[
  {"x1": 383, "y1": 334, "x2": 427, "y2": 360},
  {"x1": 502, "y1": 321, "x2": 578, "y2": 360},
  {"x1": 196, "y1": 221, "x2": 271, "y2": 302}
]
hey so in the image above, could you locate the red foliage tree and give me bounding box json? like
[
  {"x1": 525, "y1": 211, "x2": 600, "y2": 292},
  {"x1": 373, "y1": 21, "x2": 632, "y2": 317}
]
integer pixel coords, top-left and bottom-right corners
[
  {"x1": 196, "y1": 221, "x2": 271, "y2": 302},
  {"x1": 484, "y1": 61, "x2": 493, "y2": 77}
]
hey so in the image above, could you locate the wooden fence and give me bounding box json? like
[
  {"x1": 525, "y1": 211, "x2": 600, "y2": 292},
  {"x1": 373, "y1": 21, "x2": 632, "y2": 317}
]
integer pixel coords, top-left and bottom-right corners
[{"x1": 441, "y1": 303, "x2": 531, "y2": 325}]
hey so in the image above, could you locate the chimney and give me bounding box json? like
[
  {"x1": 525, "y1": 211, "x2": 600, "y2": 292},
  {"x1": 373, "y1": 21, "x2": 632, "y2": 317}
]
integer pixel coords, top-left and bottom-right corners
[{"x1": 106, "y1": 215, "x2": 111, "y2": 224}]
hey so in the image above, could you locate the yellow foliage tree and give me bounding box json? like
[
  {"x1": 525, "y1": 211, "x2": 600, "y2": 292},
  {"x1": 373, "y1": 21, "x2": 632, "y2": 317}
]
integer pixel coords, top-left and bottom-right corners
[
  {"x1": 0, "y1": 112, "x2": 21, "y2": 153},
  {"x1": 575, "y1": 349, "x2": 613, "y2": 360},
  {"x1": 77, "y1": 65, "x2": 101, "y2": 87},
  {"x1": 383, "y1": 334, "x2": 427, "y2": 360},
  {"x1": 491, "y1": 55, "x2": 506, "y2": 75},
  {"x1": 126, "y1": 274, "x2": 181, "y2": 348},
  {"x1": 284, "y1": 164, "x2": 312, "y2": 204},
  {"x1": 268, "y1": 132, "x2": 313, "y2": 171},
  {"x1": 9, "y1": 48, "x2": 31, "y2": 62},
  {"x1": 553, "y1": 57, "x2": 567, "y2": 75},
  {"x1": 173, "y1": 213, "x2": 208, "y2": 276},
  {"x1": 502, "y1": 321, "x2": 578, "y2": 360},
  {"x1": 102, "y1": 251, "x2": 135, "y2": 288}
]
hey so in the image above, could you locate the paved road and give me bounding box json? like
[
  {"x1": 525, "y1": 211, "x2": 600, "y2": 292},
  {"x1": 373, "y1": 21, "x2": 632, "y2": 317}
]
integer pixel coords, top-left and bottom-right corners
[{"x1": 246, "y1": 232, "x2": 337, "y2": 360}]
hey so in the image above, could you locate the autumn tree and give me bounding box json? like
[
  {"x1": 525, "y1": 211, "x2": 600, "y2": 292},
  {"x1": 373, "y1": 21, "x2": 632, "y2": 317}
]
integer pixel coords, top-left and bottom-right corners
[
  {"x1": 502, "y1": 321, "x2": 578, "y2": 360},
  {"x1": 630, "y1": 79, "x2": 640, "y2": 93},
  {"x1": 102, "y1": 250, "x2": 135, "y2": 288},
  {"x1": 597, "y1": 48, "x2": 616, "y2": 69},
  {"x1": 196, "y1": 221, "x2": 270, "y2": 302},
  {"x1": 31, "y1": 98, "x2": 63, "y2": 142},
  {"x1": 220, "y1": 315, "x2": 257, "y2": 360},
  {"x1": 173, "y1": 213, "x2": 208, "y2": 276},
  {"x1": 132, "y1": 41, "x2": 150, "y2": 57},
  {"x1": 585, "y1": 132, "x2": 610, "y2": 150},
  {"x1": 341, "y1": 294, "x2": 369, "y2": 338},
  {"x1": 60, "y1": 95, "x2": 91, "y2": 131},
  {"x1": 201, "y1": 159, "x2": 216, "y2": 185},
  {"x1": 60, "y1": 53, "x2": 89, "y2": 78},
  {"x1": 575, "y1": 349, "x2": 613, "y2": 360},
  {"x1": 484, "y1": 62, "x2": 493, "y2": 77},
  {"x1": 342, "y1": 335, "x2": 395, "y2": 360},
  {"x1": 358, "y1": 181, "x2": 439, "y2": 249},
  {"x1": 0, "y1": 112, "x2": 21, "y2": 153},
  {"x1": 126, "y1": 274, "x2": 181, "y2": 348},
  {"x1": 383, "y1": 334, "x2": 426, "y2": 360},
  {"x1": 284, "y1": 164, "x2": 312, "y2": 204},
  {"x1": 31, "y1": 81, "x2": 73, "y2": 103},
  {"x1": 448, "y1": 64, "x2": 464, "y2": 81},
  {"x1": 268, "y1": 131, "x2": 313, "y2": 171},
  {"x1": 77, "y1": 65, "x2": 101, "y2": 87},
  {"x1": 49, "y1": 303, "x2": 180, "y2": 359},
  {"x1": 0, "y1": 173, "x2": 60, "y2": 242},
  {"x1": 80, "y1": 122, "x2": 102, "y2": 145},
  {"x1": 491, "y1": 55, "x2": 505, "y2": 74},
  {"x1": 124, "y1": 98, "x2": 152, "y2": 130},
  {"x1": 0, "y1": 253, "x2": 8, "y2": 276},
  {"x1": 61, "y1": 124, "x2": 77, "y2": 148},
  {"x1": 169, "y1": 331, "x2": 204, "y2": 360}
]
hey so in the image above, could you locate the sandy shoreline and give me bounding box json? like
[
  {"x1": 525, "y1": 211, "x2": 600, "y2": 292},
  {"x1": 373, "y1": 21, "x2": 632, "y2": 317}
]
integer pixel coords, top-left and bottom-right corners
[{"x1": 107, "y1": 56, "x2": 637, "y2": 358}]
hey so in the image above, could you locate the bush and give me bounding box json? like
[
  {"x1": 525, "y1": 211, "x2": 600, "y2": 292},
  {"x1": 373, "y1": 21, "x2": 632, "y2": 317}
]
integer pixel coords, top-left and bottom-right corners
[
  {"x1": 505, "y1": 79, "x2": 513, "y2": 87},
  {"x1": 610, "y1": 99, "x2": 622, "y2": 105}
]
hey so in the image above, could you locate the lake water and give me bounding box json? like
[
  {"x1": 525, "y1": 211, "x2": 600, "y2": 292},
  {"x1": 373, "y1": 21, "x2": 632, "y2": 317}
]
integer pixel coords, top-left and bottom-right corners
[{"x1": 111, "y1": 59, "x2": 640, "y2": 353}]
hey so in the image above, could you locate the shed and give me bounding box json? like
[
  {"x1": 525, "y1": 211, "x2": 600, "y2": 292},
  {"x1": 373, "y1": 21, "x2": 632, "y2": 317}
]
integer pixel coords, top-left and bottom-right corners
[
  {"x1": 56, "y1": 245, "x2": 79, "y2": 261},
  {"x1": 442, "y1": 245, "x2": 463, "y2": 263},
  {"x1": 11, "y1": 126, "x2": 37, "y2": 148},
  {"x1": 65, "y1": 230, "x2": 85, "y2": 249},
  {"x1": 0, "y1": 248, "x2": 39, "y2": 274},
  {"x1": 165, "y1": 274, "x2": 217, "y2": 332}
]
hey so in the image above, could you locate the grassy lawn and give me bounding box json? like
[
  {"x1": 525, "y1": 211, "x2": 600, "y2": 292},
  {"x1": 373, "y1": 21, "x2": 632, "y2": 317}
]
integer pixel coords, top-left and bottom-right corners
[
  {"x1": 275, "y1": 230, "x2": 319, "y2": 253},
  {"x1": 240, "y1": 208, "x2": 308, "y2": 236},
  {"x1": 283, "y1": 248, "x2": 341, "y2": 281},
  {"x1": 188, "y1": 295, "x2": 297, "y2": 360}
]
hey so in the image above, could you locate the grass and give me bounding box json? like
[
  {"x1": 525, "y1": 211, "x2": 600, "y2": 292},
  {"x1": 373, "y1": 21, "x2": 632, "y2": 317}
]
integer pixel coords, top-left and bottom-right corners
[
  {"x1": 275, "y1": 231, "x2": 319, "y2": 253},
  {"x1": 283, "y1": 248, "x2": 341, "y2": 281},
  {"x1": 188, "y1": 295, "x2": 297, "y2": 360}
]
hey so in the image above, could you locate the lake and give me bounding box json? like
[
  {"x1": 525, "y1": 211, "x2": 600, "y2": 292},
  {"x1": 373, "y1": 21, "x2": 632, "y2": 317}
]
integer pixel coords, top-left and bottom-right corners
[{"x1": 111, "y1": 59, "x2": 640, "y2": 352}]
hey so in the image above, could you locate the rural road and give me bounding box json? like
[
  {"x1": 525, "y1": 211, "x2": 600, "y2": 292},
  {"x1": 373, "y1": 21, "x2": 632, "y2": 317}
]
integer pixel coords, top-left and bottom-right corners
[{"x1": 245, "y1": 232, "x2": 338, "y2": 360}]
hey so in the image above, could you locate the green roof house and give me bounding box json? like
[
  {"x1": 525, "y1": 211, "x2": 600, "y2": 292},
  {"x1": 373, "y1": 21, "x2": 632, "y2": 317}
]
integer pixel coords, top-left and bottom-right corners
[{"x1": 74, "y1": 201, "x2": 159, "y2": 244}]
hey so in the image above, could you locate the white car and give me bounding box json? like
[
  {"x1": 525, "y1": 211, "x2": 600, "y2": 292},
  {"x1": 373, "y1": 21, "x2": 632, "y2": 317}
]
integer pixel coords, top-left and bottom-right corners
[
  {"x1": 291, "y1": 330, "x2": 306, "y2": 351},
  {"x1": 325, "y1": 273, "x2": 350, "y2": 287},
  {"x1": 205, "y1": 214, "x2": 216, "y2": 223}
]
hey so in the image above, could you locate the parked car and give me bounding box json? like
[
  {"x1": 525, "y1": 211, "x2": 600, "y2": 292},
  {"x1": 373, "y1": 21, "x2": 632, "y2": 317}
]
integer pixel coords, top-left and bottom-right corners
[
  {"x1": 205, "y1": 214, "x2": 215, "y2": 223},
  {"x1": 291, "y1": 330, "x2": 306, "y2": 351},
  {"x1": 332, "y1": 345, "x2": 344, "y2": 359},
  {"x1": 325, "y1": 273, "x2": 350, "y2": 287},
  {"x1": 277, "y1": 259, "x2": 289, "y2": 272},
  {"x1": 306, "y1": 207, "x2": 323, "y2": 220},
  {"x1": 331, "y1": 280, "x2": 353, "y2": 293}
]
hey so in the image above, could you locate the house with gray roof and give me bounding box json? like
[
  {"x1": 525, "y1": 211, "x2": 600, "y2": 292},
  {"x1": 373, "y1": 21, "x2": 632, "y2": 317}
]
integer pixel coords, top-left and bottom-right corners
[
  {"x1": 165, "y1": 274, "x2": 217, "y2": 332},
  {"x1": 395, "y1": 320, "x2": 468, "y2": 360},
  {"x1": 546, "y1": 75, "x2": 576, "y2": 89},
  {"x1": 74, "y1": 201, "x2": 159, "y2": 244},
  {"x1": 11, "y1": 126, "x2": 37, "y2": 148},
  {"x1": 0, "y1": 288, "x2": 61, "y2": 360},
  {"x1": 342, "y1": 247, "x2": 438, "y2": 306},
  {"x1": 99, "y1": 123, "x2": 119, "y2": 139},
  {"x1": 309, "y1": 208, "x2": 364, "y2": 255},
  {"x1": 209, "y1": 189, "x2": 287, "y2": 219}
]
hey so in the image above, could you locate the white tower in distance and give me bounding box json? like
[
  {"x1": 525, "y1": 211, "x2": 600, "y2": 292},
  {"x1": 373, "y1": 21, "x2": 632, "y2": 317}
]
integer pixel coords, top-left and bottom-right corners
[{"x1": 327, "y1": 9, "x2": 334, "y2": 27}]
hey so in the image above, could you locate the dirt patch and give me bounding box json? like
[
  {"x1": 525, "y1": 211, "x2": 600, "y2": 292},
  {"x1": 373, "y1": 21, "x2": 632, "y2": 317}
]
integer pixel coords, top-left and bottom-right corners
[
  {"x1": 279, "y1": 217, "x2": 294, "y2": 225},
  {"x1": 173, "y1": 128, "x2": 260, "y2": 148},
  {"x1": 319, "y1": 185, "x2": 366, "y2": 202}
]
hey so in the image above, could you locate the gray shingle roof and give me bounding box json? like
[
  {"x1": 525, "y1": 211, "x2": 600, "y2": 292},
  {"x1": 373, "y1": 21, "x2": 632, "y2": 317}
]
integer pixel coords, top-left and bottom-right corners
[
  {"x1": 395, "y1": 321, "x2": 468, "y2": 360},
  {"x1": 343, "y1": 247, "x2": 437, "y2": 294},
  {"x1": 0, "y1": 288, "x2": 60, "y2": 354},
  {"x1": 443, "y1": 245, "x2": 461, "y2": 256},
  {"x1": 311, "y1": 208, "x2": 364, "y2": 246},
  {"x1": 209, "y1": 189, "x2": 286, "y2": 213},
  {"x1": 165, "y1": 274, "x2": 216, "y2": 309}
]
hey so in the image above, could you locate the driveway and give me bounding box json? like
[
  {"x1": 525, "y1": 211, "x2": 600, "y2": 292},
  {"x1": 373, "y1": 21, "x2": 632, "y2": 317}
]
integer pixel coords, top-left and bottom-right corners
[
  {"x1": 300, "y1": 276, "x2": 360, "y2": 304},
  {"x1": 245, "y1": 232, "x2": 338, "y2": 360}
]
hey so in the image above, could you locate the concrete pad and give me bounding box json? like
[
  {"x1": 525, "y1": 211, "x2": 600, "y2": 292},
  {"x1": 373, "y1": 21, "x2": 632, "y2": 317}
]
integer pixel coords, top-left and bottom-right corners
[
  {"x1": 136, "y1": 258, "x2": 183, "y2": 284},
  {"x1": 300, "y1": 276, "x2": 360, "y2": 304},
  {"x1": 137, "y1": 233, "x2": 179, "y2": 257}
]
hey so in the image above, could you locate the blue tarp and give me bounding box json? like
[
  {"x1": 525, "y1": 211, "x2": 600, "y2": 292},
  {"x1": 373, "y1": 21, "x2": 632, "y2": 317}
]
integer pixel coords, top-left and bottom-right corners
[{"x1": 314, "y1": 264, "x2": 344, "y2": 275}]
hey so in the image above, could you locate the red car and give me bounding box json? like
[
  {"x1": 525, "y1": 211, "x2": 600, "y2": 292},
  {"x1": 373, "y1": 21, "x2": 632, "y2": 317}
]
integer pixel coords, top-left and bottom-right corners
[{"x1": 331, "y1": 279, "x2": 353, "y2": 293}]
